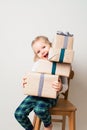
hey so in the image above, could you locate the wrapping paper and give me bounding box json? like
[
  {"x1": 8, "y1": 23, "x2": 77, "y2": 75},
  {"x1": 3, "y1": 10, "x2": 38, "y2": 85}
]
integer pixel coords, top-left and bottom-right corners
[
  {"x1": 48, "y1": 47, "x2": 74, "y2": 63},
  {"x1": 53, "y1": 33, "x2": 73, "y2": 49},
  {"x1": 23, "y1": 72, "x2": 58, "y2": 98},
  {"x1": 32, "y1": 59, "x2": 71, "y2": 77}
]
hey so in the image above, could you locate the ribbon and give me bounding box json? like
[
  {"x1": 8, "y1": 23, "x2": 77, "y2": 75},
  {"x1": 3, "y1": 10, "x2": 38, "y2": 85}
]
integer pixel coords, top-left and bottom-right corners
[
  {"x1": 57, "y1": 31, "x2": 73, "y2": 37},
  {"x1": 51, "y1": 62, "x2": 56, "y2": 75},
  {"x1": 38, "y1": 73, "x2": 44, "y2": 96},
  {"x1": 59, "y1": 49, "x2": 65, "y2": 63},
  {"x1": 63, "y1": 36, "x2": 68, "y2": 48}
]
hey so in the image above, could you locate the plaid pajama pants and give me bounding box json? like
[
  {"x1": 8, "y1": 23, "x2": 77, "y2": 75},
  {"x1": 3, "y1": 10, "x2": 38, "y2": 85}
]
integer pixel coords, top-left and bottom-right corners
[{"x1": 14, "y1": 96, "x2": 58, "y2": 130}]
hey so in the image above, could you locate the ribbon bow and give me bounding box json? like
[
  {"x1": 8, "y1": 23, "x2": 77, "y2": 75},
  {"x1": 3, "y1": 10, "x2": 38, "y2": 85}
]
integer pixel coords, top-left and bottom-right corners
[{"x1": 57, "y1": 31, "x2": 73, "y2": 36}]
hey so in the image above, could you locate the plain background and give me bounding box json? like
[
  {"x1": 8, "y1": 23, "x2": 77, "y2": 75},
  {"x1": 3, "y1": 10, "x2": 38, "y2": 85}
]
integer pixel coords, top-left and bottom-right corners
[{"x1": 0, "y1": 0, "x2": 87, "y2": 130}]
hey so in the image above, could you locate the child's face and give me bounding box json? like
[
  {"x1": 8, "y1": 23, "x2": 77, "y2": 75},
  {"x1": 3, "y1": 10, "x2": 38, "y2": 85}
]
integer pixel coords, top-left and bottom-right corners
[{"x1": 32, "y1": 40, "x2": 50, "y2": 60}]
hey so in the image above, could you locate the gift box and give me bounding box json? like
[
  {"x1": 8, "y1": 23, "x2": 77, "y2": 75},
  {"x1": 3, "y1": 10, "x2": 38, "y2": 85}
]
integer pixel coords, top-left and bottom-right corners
[
  {"x1": 32, "y1": 59, "x2": 71, "y2": 77},
  {"x1": 23, "y1": 72, "x2": 58, "y2": 98},
  {"x1": 48, "y1": 47, "x2": 74, "y2": 63},
  {"x1": 53, "y1": 32, "x2": 74, "y2": 49}
]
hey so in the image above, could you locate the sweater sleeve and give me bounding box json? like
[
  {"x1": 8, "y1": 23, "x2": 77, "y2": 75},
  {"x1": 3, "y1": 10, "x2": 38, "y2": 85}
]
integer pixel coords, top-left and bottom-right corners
[
  {"x1": 32, "y1": 61, "x2": 39, "y2": 72},
  {"x1": 59, "y1": 76, "x2": 68, "y2": 94}
]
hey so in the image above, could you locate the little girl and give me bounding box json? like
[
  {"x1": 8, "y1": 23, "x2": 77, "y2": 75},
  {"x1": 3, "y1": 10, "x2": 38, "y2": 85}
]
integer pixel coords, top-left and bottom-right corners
[{"x1": 14, "y1": 36, "x2": 68, "y2": 130}]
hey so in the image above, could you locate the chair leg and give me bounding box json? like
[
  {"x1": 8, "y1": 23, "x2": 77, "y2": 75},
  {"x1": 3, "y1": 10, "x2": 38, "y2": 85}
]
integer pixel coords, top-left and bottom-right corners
[
  {"x1": 33, "y1": 114, "x2": 37, "y2": 127},
  {"x1": 62, "y1": 116, "x2": 66, "y2": 130},
  {"x1": 68, "y1": 112, "x2": 76, "y2": 130},
  {"x1": 33, "y1": 114, "x2": 41, "y2": 130}
]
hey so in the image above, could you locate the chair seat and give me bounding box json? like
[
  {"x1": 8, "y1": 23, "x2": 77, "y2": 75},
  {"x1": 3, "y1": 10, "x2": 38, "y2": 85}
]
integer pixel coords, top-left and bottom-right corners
[
  {"x1": 49, "y1": 98, "x2": 77, "y2": 114},
  {"x1": 33, "y1": 98, "x2": 77, "y2": 130}
]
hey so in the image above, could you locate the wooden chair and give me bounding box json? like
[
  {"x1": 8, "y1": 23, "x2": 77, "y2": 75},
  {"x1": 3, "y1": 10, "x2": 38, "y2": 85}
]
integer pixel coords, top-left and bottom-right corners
[{"x1": 33, "y1": 70, "x2": 77, "y2": 130}]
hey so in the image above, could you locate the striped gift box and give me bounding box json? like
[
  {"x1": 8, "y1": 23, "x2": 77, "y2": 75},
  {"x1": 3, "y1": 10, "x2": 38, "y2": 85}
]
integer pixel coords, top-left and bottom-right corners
[
  {"x1": 23, "y1": 72, "x2": 58, "y2": 98},
  {"x1": 48, "y1": 47, "x2": 74, "y2": 63}
]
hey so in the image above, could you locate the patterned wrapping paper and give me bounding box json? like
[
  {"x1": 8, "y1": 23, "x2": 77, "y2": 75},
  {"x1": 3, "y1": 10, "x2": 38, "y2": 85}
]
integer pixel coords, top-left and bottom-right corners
[
  {"x1": 32, "y1": 59, "x2": 71, "y2": 77},
  {"x1": 48, "y1": 47, "x2": 74, "y2": 63},
  {"x1": 23, "y1": 72, "x2": 58, "y2": 98},
  {"x1": 53, "y1": 33, "x2": 74, "y2": 49}
]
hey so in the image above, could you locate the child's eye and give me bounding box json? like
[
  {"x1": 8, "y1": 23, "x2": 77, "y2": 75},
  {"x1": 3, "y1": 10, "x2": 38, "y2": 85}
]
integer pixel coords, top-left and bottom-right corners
[
  {"x1": 43, "y1": 46, "x2": 46, "y2": 49},
  {"x1": 37, "y1": 50, "x2": 40, "y2": 54}
]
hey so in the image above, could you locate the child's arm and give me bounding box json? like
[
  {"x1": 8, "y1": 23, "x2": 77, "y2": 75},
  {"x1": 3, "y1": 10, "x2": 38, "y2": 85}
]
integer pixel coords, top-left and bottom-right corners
[
  {"x1": 22, "y1": 61, "x2": 38, "y2": 87},
  {"x1": 58, "y1": 77, "x2": 68, "y2": 94},
  {"x1": 52, "y1": 76, "x2": 68, "y2": 93},
  {"x1": 52, "y1": 77, "x2": 63, "y2": 92},
  {"x1": 22, "y1": 77, "x2": 27, "y2": 88}
]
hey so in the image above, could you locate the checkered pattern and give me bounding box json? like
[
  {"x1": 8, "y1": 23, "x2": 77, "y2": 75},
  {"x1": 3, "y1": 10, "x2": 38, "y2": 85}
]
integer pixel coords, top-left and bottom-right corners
[{"x1": 14, "y1": 96, "x2": 58, "y2": 130}]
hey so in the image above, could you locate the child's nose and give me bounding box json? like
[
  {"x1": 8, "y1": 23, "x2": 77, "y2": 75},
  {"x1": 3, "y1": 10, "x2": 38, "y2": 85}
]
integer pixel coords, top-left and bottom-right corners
[{"x1": 41, "y1": 50, "x2": 45, "y2": 54}]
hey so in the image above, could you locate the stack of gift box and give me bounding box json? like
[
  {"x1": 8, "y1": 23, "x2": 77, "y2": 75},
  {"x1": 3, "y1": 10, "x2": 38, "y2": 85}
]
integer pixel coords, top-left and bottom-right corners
[{"x1": 23, "y1": 31, "x2": 74, "y2": 99}]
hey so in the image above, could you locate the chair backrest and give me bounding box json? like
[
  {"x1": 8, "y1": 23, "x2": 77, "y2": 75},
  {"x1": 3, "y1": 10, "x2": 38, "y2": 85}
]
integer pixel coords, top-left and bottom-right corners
[{"x1": 60, "y1": 70, "x2": 74, "y2": 100}]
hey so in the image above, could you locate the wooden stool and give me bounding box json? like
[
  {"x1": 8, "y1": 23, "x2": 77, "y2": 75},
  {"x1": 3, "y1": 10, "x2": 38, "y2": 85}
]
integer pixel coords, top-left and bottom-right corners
[{"x1": 33, "y1": 71, "x2": 77, "y2": 130}]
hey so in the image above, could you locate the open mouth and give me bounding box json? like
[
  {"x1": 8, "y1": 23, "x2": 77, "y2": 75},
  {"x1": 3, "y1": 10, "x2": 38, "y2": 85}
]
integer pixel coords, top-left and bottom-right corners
[{"x1": 44, "y1": 53, "x2": 48, "y2": 58}]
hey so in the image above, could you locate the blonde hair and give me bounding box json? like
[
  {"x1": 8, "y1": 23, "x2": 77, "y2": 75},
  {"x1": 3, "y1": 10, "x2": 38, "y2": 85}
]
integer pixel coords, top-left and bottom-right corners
[{"x1": 31, "y1": 36, "x2": 52, "y2": 61}]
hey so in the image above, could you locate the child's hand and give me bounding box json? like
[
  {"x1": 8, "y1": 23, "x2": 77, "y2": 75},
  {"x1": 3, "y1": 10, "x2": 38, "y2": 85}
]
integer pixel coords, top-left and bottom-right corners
[
  {"x1": 52, "y1": 77, "x2": 62, "y2": 92},
  {"x1": 22, "y1": 76, "x2": 28, "y2": 88}
]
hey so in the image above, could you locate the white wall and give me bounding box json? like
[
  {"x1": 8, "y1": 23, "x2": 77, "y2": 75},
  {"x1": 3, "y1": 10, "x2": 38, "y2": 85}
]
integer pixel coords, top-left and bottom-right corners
[{"x1": 0, "y1": 0, "x2": 87, "y2": 130}]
